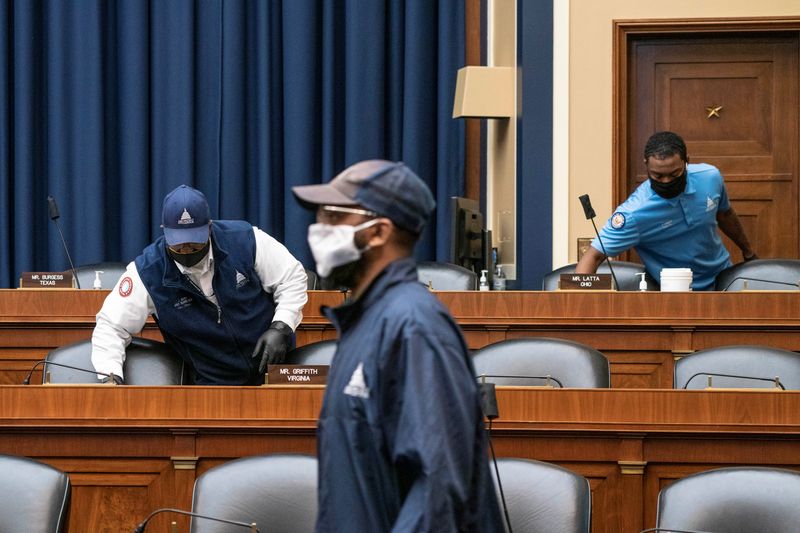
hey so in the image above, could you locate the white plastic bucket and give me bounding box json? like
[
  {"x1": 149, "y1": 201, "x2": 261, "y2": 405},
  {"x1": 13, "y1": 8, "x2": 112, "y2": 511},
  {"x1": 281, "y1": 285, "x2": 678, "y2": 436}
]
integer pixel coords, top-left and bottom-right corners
[{"x1": 660, "y1": 268, "x2": 693, "y2": 292}]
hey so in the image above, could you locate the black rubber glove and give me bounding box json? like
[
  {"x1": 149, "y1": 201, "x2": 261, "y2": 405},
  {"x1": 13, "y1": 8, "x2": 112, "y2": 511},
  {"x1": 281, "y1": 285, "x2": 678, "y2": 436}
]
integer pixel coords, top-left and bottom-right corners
[
  {"x1": 101, "y1": 373, "x2": 124, "y2": 385},
  {"x1": 252, "y1": 321, "x2": 293, "y2": 374}
]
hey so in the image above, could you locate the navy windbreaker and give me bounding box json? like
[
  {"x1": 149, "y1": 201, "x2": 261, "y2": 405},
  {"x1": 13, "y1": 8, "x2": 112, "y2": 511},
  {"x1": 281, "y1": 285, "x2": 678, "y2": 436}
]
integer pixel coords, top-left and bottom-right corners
[{"x1": 316, "y1": 258, "x2": 504, "y2": 532}]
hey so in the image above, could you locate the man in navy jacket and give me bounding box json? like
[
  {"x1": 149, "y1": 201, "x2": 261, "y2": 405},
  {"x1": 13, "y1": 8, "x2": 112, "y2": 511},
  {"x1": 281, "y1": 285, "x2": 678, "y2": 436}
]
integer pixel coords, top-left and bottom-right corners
[{"x1": 293, "y1": 161, "x2": 503, "y2": 532}]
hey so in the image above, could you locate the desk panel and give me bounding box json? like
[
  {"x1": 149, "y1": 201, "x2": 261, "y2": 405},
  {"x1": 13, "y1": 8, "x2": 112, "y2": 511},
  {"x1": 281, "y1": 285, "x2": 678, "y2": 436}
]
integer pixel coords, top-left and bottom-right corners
[
  {"x1": 0, "y1": 290, "x2": 798, "y2": 387},
  {"x1": 1, "y1": 386, "x2": 799, "y2": 532}
]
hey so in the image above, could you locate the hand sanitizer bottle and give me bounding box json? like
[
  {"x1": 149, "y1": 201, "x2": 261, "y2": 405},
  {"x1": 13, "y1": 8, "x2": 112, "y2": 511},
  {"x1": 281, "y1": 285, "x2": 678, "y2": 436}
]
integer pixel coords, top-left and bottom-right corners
[
  {"x1": 492, "y1": 265, "x2": 506, "y2": 291},
  {"x1": 479, "y1": 270, "x2": 489, "y2": 291},
  {"x1": 636, "y1": 272, "x2": 647, "y2": 292},
  {"x1": 93, "y1": 271, "x2": 104, "y2": 290}
]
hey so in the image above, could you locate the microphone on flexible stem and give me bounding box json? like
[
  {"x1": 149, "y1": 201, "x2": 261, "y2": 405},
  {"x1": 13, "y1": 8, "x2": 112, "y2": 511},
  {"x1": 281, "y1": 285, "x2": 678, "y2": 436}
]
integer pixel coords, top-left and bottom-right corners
[
  {"x1": 578, "y1": 194, "x2": 620, "y2": 290},
  {"x1": 639, "y1": 527, "x2": 711, "y2": 533},
  {"x1": 47, "y1": 195, "x2": 81, "y2": 289},
  {"x1": 22, "y1": 360, "x2": 116, "y2": 385},
  {"x1": 132, "y1": 508, "x2": 259, "y2": 533},
  {"x1": 683, "y1": 371, "x2": 784, "y2": 390},
  {"x1": 720, "y1": 276, "x2": 800, "y2": 292}
]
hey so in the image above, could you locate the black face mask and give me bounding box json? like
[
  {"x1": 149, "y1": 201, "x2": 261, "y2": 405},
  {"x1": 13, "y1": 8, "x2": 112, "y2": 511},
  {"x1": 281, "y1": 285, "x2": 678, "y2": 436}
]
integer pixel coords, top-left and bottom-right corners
[
  {"x1": 168, "y1": 241, "x2": 210, "y2": 268},
  {"x1": 649, "y1": 171, "x2": 687, "y2": 199}
]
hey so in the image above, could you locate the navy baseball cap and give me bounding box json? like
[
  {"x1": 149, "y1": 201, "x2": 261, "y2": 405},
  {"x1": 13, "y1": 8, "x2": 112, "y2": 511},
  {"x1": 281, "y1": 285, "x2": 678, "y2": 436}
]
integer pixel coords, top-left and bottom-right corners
[
  {"x1": 161, "y1": 185, "x2": 211, "y2": 246},
  {"x1": 292, "y1": 160, "x2": 436, "y2": 234}
]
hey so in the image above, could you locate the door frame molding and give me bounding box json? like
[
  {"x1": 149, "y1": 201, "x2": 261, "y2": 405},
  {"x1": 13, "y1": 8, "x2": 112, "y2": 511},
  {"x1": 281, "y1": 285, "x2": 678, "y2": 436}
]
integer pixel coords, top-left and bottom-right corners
[{"x1": 612, "y1": 16, "x2": 800, "y2": 207}]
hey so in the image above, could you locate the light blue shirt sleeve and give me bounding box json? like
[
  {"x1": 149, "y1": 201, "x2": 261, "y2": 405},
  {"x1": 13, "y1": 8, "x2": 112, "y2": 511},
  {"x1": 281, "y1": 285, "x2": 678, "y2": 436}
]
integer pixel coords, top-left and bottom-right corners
[{"x1": 592, "y1": 210, "x2": 640, "y2": 258}]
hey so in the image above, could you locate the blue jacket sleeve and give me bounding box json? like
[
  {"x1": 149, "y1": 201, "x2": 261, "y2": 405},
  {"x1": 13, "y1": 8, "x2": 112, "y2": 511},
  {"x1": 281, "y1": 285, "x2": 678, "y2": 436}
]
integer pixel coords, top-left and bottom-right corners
[
  {"x1": 380, "y1": 321, "x2": 481, "y2": 533},
  {"x1": 593, "y1": 210, "x2": 640, "y2": 258}
]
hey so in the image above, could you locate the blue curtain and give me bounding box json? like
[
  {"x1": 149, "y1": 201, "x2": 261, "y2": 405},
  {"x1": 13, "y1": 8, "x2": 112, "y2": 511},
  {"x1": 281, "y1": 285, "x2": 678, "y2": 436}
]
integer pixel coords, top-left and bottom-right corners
[{"x1": 0, "y1": 0, "x2": 465, "y2": 287}]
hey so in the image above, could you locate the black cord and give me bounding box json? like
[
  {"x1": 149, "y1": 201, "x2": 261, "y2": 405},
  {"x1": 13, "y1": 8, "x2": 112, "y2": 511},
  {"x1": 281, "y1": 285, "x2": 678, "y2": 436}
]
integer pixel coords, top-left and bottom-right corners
[
  {"x1": 487, "y1": 419, "x2": 513, "y2": 533},
  {"x1": 721, "y1": 275, "x2": 799, "y2": 292}
]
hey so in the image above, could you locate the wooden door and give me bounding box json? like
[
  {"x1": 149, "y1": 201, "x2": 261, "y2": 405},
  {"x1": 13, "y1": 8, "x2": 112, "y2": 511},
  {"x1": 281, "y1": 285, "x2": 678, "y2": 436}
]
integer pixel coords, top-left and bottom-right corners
[{"x1": 627, "y1": 35, "x2": 799, "y2": 261}]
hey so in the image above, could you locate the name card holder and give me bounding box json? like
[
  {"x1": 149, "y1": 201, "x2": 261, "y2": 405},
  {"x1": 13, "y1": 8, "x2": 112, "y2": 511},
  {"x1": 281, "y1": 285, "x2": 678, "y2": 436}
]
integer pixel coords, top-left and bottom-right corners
[
  {"x1": 558, "y1": 273, "x2": 613, "y2": 291},
  {"x1": 266, "y1": 364, "x2": 329, "y2": 386},
  {"x1": 19, "y1": 272, "x2": 75, "y2": 289}
]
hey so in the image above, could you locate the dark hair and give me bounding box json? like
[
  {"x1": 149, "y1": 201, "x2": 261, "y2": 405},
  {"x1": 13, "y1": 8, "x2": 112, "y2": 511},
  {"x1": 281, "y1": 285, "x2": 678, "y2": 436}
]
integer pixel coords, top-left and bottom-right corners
[{"x1": 644, "y1": 131, "x2": 687, "y2": 162}]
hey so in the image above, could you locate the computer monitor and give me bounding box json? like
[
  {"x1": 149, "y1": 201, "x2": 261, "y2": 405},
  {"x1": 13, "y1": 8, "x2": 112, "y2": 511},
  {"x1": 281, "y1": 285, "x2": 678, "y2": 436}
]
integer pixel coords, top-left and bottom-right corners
[{"x1": 449, "y1": 197, "x2": 492, "y2": 276}]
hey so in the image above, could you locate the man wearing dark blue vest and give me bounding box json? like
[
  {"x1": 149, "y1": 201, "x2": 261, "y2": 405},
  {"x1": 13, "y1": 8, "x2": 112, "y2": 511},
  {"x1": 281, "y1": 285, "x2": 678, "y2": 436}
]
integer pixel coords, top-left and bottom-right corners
[{"x1": 91, "y1": 185, "x2": 308, "y2": 385}]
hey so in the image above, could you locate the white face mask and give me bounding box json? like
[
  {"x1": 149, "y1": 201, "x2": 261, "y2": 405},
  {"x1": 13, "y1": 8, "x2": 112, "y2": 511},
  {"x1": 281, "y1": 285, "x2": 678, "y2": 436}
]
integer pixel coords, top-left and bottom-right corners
[{"x1": 307, "y1": 219, "x2": 379, "y2": 278}]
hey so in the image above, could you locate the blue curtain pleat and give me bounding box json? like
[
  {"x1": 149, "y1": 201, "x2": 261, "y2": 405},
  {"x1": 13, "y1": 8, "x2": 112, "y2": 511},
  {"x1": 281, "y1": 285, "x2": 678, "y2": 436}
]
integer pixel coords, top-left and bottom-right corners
[{"x1": 0, "y1": 0, "x2": 465, "y2": 286}]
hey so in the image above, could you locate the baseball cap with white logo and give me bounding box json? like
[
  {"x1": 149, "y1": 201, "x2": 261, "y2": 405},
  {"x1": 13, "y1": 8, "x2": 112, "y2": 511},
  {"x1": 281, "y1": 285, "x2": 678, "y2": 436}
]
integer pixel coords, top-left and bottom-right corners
[{"x1": 161, "y1": 185, "x2": 211, "y2": 246}]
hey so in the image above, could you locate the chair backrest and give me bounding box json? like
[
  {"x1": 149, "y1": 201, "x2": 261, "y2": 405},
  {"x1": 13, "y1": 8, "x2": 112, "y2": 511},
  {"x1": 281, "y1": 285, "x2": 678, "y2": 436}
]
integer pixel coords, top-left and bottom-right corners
[
  {"x1": 656, "y1": 467, "x2": 800, "y2": 532},
  {"x1": 191, "y1": 454, "x2": 317, "y2": 533},
  {"x1": 715, "y1": 258, "x2": 800, "y2": 291},
  {"x1": 73, "y1": 262, "x2": 128, "y2": 289},
  {"x1": 305, "y1": 268, "x2": 319, "y2": 290},
  {"x1": 0, "y1": 455, "x2": 71, "y2": 533},
  {"x1": 285, "y1": 339, "x2": 337, "y2": 365},
  {"x1": 542, "y1": 261, "x2": 658, "y2": 291},
  {"x1": 493, "y1": 458, "x2": 591, "y2": 533},
  {"x1": 44, "y1": 337, "x2": 186, "y2": 385},
  {"x1": 417, "y1": 261, "x2": 478, "y2": 290},
  {"x1": 674, "y1": 345, "x2": 800, "y2": 389},
  {"x1": 472, "y1": 337, "x2": 610, "y2": 388}
]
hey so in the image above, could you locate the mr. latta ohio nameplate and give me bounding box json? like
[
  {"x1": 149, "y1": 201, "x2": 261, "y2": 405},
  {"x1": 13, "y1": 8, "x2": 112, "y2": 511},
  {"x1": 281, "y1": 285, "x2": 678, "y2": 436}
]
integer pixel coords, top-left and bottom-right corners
[
  {"x1": 266, "y1": 364, "x2": 329, "y2": 385},
  {"x1": 558, "y1": 273, "x2": 613, "y2": 290}
]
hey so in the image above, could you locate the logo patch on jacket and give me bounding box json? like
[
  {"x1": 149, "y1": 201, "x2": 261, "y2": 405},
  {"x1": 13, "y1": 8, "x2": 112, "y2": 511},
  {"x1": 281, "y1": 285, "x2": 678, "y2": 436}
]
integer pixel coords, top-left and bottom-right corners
[
  {"x1": 119, "y1": 276, "x2": 133, "y2": 297},
  {"x1": 173, "y1": 296, "x2": 193, "y2": 310},
  {"x1": 235, "y1": 270, "x2": 248, "y2": 288},
  {"x1": 611, "y1": 212, "x2": 626, "y2": 229},
  {"x1": 706, "y1": 196, "x2": 717, "y2": 212},
  {"x1": 343, "y1": 362, "x2": 370, "y2": 399}
]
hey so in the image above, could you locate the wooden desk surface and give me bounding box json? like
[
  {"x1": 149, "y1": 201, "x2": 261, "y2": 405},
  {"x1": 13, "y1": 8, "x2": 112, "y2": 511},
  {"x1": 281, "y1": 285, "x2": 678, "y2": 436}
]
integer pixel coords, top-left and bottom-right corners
[
  {"x1": 1, "y1": 289, "x2": 799, "y2": 388},
  {"x1": 1, "y1": 386, "x2": 800, "y2": 532}
]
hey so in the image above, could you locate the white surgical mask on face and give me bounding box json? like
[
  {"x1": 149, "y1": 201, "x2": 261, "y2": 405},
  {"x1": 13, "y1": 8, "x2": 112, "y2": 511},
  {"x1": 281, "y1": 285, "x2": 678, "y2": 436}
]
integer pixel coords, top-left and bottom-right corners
[{"x1": 307, "y1": 219, "x2": 380, "y2": 277}]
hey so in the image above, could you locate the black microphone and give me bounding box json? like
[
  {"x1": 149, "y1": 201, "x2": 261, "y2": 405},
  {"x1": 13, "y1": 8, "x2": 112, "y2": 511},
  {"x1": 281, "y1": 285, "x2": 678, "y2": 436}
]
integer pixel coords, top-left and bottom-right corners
[
  {"x1": 682, "y1": 371, "x2": 784, "y2": 390},
  {"x1": 639, "y1": 527, "x2": 711, "y2": 533},
  {"x1": 133, "y1": 508, "x2": 259, "y2": 532},
  {"x1": 22, "y1": 360, "x2": 118, "y2": 385},
  {"x1": 47, "y1": 195, "x2": 81, "y2": 289},
  {"x1": 720, "y1": 276, "x2": 800, "y2": 292},
  {"x1": 578, "y1": 194, "x2": 620, "y2": 290},
  {"x1": 477, "y1": 374, "x2": 565, "y2": 388}
]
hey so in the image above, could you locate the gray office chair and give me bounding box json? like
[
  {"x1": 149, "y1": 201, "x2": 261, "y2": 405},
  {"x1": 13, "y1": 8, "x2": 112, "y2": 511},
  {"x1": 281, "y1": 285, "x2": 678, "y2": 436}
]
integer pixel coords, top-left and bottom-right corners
[
  {"x1": 493, "y1": 458, "x2": 591, "y2": 533},
  {"x1": 0, "y1": 455, "x2": 71, "y2": 532},
  {"x1": 655, "y1": 467, "x2": 800, "y2": 532},
  {"x1": 417, "y1": 261, "x2": 478, "y2": 290},
  {"x1": 285, "y1": 339, "x2": 337, "y2": 365},
  {"x1": 715, "y1": 259, "x2": 800, "y2": 291},
  {"x1": 542, "y1": 261, "x2": 658, "y2": 291},
  {"x1": 73, "y1": 261, "x2": 128, "y2": 289},
  {"x1": 674, "y1": 345, "x2": 800, "y2": 389},
  {"x1": 44, "y1": 337, "x2": 187, "y2": 385},
  {"x1": 304, "y1": 268, "x2": 319, "y2": 290},
  {"x1": 472, "y1": 337, "x2": 610, "y2": 388},
  {"x1": 191, "y1": 454, "x2": 317, "y2": 533}
]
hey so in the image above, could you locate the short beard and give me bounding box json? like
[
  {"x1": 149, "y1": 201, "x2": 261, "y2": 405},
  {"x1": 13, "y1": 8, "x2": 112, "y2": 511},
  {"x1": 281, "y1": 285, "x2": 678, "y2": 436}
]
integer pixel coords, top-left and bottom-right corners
[{"x1": 322, "y1": 257, "x2": 364, "y2": 290}]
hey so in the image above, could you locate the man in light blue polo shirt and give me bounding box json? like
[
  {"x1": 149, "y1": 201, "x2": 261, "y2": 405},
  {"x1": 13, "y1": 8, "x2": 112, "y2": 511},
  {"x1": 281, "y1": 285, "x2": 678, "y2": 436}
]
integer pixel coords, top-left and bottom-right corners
[{"x1": 576, "y1": 131, "x2": 757, "y2": 290}]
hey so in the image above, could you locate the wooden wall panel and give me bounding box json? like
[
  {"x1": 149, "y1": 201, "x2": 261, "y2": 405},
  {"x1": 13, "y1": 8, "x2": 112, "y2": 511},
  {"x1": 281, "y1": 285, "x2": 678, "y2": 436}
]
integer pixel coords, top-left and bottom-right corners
[{"x1": 1, "y1": 290, "x2": 799, "y2": 389}]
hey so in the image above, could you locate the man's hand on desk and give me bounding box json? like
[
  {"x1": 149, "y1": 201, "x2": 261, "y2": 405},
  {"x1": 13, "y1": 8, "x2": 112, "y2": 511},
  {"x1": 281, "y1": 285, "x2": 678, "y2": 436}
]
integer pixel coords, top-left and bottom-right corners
[{"x1": 100, "y1": 373, "x2": 124, "y2": 385}]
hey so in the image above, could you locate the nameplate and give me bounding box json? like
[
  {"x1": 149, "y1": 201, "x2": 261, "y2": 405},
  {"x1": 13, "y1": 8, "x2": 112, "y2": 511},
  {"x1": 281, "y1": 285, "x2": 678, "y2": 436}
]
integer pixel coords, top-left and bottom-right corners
[
  {"x1": 19, "y1": 272, "x2": 75, "y2": 289},
  {"x1": 266, "y1": 365, "x2": 328, "y2": 385},
  {"x1": 559, "y1": 273, "x2": 613, "y2": 290}
]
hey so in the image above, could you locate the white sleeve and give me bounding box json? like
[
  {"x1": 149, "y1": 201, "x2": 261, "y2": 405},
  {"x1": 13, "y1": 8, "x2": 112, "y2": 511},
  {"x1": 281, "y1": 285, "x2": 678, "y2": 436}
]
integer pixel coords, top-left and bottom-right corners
[
  {"x1": 252, "y1": 227, "x2": 308, "y2": 331},
  {"x1": 91, "y1": 262, "x2": 156, "y2": 379}
]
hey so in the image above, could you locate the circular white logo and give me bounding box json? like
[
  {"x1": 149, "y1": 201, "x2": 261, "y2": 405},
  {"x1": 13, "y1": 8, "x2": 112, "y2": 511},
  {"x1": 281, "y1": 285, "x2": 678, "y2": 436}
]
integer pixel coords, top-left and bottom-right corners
[
  {"x1": 611, "y1": 212, "x2": 626, "y2": 229},
  {"x1": 119, "y1": 276, "x2": 133, "y2": 297}
]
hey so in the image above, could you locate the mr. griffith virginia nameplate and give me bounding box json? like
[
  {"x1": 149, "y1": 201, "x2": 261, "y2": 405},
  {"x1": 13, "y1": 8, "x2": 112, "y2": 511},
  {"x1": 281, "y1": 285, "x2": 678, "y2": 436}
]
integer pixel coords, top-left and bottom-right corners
[{"x1": 266, "y1": 364, "x2": 329, "y2": 385}]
